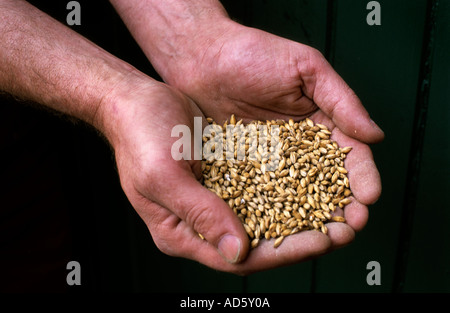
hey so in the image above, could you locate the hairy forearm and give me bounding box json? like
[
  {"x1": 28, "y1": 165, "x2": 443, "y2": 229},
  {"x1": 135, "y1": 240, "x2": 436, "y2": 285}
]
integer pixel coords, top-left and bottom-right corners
[
  {"x1": 0, "y1": 0, "x2": 147, "y2": 132},
  {"x1": 109, "y1": 0, "x2": 231, "y2": 85}
]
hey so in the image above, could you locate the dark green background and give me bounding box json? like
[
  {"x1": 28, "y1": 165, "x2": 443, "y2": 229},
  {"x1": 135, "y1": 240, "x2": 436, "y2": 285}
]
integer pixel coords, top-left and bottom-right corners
[{"x1": 26, "y1": 0, "x2": 450, "y2": 292}]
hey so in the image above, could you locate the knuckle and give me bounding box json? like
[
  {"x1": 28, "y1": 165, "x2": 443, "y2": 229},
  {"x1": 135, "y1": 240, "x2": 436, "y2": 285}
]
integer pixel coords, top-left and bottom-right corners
[
  {"x1": 184, "y1": 203, "x2": 215, "y2": 237},
  {"x1": 144, "y1": 208, "x2": 181, "y2": 258},
  {"x1": 150, "y1": 220, "x2": 191, "y2": 259},
  {"x1": 308, "y1": 46, "x2": 325, "y2": 60},
  {"x1": 302, "y1": 45, "x2": 328, "y2": 74},
  {"x1": 153, "y1": 237, "x2": 178, "y2": 257}
]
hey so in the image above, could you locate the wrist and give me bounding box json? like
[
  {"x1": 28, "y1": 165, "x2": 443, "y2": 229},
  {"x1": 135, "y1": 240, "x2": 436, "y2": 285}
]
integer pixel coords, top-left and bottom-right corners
[
  {"x1": 110, "y1": 0, "x2": 237, "y2": 85},
  {"x1": 95, "y1": 68, "x2": 159, "y2": 149}
]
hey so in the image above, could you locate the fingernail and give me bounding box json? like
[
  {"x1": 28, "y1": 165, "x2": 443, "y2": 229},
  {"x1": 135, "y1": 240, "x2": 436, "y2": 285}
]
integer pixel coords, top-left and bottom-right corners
[
  {"x1": 370, "y1": 119, "x2": 384, "y2": 134},
  {"x1": 218, "y1": 235, "x2": 241, "y2": 264}
]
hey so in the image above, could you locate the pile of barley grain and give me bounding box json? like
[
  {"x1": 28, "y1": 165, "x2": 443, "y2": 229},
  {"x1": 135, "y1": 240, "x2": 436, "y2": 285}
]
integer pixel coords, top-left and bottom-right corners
[{"x1": 201, "y1": 115, "x2": 352, "y2": 248}]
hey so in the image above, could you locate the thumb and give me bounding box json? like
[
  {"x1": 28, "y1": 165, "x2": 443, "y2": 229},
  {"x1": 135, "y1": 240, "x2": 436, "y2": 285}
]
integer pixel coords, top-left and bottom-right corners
[
  {"x1": 301, "y1": 49, "x2": 384, "y2": 144},
  {"x1": 149, "y1": 161, "x2": 250, "y2": 264}
]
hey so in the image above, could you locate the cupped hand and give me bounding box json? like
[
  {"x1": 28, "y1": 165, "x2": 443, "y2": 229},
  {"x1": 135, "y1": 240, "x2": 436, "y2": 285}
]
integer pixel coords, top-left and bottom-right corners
[
  {"x1": 100, "y1": 78, "x2": 252, "y2": 272},
  {"x1": 155, "y1": 21, "x2": 385, "y2": 270},
  {"x1": 100, "y1": 73, "x2": 367, "y2": 275},
  {"x1": 166, "y1": 21, "x2": 382, "y2": 140}
]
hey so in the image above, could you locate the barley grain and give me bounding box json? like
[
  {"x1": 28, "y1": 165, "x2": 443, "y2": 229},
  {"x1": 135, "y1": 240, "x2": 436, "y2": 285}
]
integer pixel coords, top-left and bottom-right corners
[
  {"x1": 273, "y1": 236, "x2": 285, "y2": 248},
  {"x1": 331, "y1": 216, "x2": 346, "y2": 223},
  {"x1": 201, "y1": 115, "x2": 352, "y2": 249}
]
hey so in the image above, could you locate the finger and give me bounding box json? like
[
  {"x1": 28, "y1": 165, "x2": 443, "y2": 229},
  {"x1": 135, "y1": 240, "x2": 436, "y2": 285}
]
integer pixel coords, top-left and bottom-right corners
[
  {"x1": 137, "y1": 200, "x2": 235, "y2": 267},
  {"x1": 231, "y1": 230, "x2": 331, "y2": 275},
  {"x1": 306, "y1": 112, "x2": 376, "y2": 233},
  {"x1": 310, "y1": 111, "x2": 382, "y2": 206},
  {"x1": 326, "y1": 222, "x2": 355, "y2": 249},
  {"x1": 141, "y1": 160, "x2": 250, "y2": 264},
  {"x1": 143, "y1": 203, "x2": 333, "y2": 275},
  {"x1": 298, "y1": 47, "x2": 384, "y2": 144},
  {"x1": 342, "y1": 198, "x2": 369, "y2": 232},
  {"x1": 331, "y1": 128, "x2": 382, "y2": 205}
]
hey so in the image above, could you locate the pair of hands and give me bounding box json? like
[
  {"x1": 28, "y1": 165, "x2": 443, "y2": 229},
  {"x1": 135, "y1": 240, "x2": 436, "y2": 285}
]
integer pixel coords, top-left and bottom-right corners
[{"x1": 102, "y1": 20, "x2": 384, "y2": 275}]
